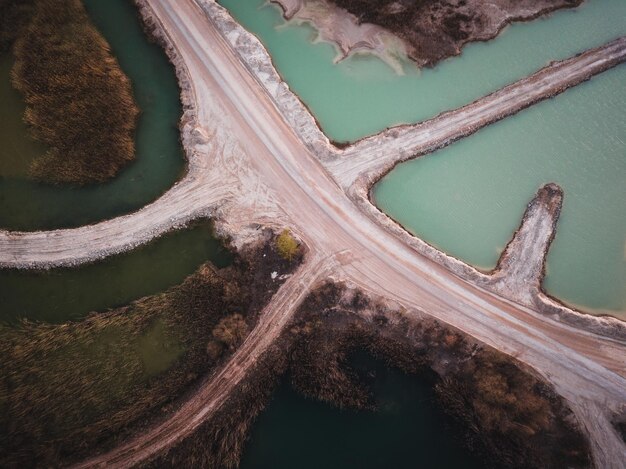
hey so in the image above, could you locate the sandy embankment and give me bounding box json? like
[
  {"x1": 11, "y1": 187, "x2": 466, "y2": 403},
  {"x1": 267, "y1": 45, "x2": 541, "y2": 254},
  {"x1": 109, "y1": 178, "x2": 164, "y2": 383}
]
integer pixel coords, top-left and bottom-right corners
[{"x1": 270, "y1": 0, "x2": 410, "y2": 73}]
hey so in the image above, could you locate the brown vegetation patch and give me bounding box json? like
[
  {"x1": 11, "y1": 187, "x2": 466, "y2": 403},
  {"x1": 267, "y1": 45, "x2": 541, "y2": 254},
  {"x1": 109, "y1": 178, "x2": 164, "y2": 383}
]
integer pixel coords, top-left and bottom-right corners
[
  {"x1": 0, "y1": 232, "x2": 300, "y2": 467},
  {"x1": 151, "y1": 282, "x2": 592, "y2": 469},
  {"x1": 3, "y1": 0, "x2": 139, "y2": 185},
  {"x1": 0, "y1": 0, "x2": 33, "y2": 52}
]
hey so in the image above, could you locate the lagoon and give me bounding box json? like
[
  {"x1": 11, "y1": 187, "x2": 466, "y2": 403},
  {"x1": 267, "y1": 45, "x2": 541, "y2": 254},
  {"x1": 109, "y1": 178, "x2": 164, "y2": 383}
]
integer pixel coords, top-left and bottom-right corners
[
  {"x1": 241, "y1": 354, "x2": 489, "y2": 469},
  {"x1": 374, "y1": 65, "x2": 626, "y2": 316}
]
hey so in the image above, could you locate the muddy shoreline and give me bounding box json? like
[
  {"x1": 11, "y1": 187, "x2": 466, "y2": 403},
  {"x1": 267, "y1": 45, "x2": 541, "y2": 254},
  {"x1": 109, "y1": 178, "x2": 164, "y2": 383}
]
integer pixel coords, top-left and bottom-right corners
[
  {"x1": 271, "y1": 0, "x2": 584, "y2": 68},
  {"x1": 269, "y1": 0, "x2": 411, "y2": 73}
]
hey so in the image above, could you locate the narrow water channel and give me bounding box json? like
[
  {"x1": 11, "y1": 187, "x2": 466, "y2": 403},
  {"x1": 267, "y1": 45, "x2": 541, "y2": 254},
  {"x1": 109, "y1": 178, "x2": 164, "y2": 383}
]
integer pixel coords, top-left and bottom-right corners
[
  {"x1": 374, "y1": 65, "x2": 626, "y2": 316},
  {"x1": 219, "y1": 0, "x2": 626, "y2": 143},
  {"x1": 0, "y1": 0, "x2": 185, "y2": 231},
  {"x1": 0, "y1": 222, "x2": 232, "y2": 324},
  {"x1": 241, "y1": 353, "x2": 490, "y2": 469}
]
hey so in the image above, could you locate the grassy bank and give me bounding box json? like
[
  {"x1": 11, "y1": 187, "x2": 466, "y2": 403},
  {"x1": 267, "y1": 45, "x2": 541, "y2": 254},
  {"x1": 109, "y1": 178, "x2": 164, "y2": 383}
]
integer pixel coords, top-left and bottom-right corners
[
  {"x1": 1, "y1": 0, "x2": 138, "y2": 185},
  {"x1": 0, "y1": 233, "x2": 299, "y2": 467}
]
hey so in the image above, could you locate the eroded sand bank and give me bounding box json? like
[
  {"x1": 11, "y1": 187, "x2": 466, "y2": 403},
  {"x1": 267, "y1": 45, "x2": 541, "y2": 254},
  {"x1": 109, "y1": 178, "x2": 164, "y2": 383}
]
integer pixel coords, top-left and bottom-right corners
[{"x1": 271, "y1": 0, "x2": 585, "y2": 68}]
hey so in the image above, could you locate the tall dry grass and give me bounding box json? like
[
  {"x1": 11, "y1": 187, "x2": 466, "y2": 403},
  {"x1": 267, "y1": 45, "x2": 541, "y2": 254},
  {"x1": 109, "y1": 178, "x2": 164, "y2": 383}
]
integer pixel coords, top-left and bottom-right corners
[
  {"x1": 6, "y1": 0, "x2": 139, "y2": 184},
  {"x1": 0, "y1": 233, "x2": 301, "y2": 467},
  {"x1": 0, "y1": 262, "x2": 242, "y2": 465}
]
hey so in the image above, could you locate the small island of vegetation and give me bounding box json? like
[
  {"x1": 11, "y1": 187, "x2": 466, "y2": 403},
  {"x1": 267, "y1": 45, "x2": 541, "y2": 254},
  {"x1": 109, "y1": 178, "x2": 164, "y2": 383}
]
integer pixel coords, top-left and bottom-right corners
[{"x1": 1, "y1": 0, "x2": 139, "y2": 185}]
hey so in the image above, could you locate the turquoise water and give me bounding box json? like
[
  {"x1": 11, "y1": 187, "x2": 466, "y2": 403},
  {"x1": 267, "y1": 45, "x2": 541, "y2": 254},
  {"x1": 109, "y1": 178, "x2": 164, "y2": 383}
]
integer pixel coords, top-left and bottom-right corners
[
  {"x1": 221, "y1": 0, "x2": 626, "y2": 315},
  {"x1": 241, "y1": 354, "x2": 490, "y2": 469},
  {"x1": 0, "y1": 0, "x2": 185, "y2": 231},
  {"x1": 374, "y1": 66, "x2": 626, "y2": 316},
  {"x1": 0, "y1": 222, "x2": 232, "y2": 324},
  {"x1": 220, "y1": 0, "x2": 626, "y2": 143}
]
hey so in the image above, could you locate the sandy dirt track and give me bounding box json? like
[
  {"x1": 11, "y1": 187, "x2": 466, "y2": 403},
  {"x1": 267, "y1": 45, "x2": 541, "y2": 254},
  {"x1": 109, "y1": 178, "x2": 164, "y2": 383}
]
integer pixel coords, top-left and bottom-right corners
[{"x1": 4, "y1": 0, "x2": 622, "y2": 466}]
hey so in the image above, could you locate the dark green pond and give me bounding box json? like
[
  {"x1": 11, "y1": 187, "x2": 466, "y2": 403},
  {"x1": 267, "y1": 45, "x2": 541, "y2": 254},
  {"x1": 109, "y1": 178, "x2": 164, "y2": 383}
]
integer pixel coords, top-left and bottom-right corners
[
  {"x1": 241, "y1": 354, "x2": 490, "y2": 469},
  {"x1": 0, "y1": 222, "x2": 232, "y2": 324},
  {"x1": 0, "y1": 0, "x2": 185, "y2": 231}
]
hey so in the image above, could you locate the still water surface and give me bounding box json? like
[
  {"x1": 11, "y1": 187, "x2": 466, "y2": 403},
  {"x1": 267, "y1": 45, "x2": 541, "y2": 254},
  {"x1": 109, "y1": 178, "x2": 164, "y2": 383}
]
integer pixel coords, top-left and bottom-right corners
[
  {"x1": 0, "y1": 223, "x2": 231, "y2": 324},
  {"x1": 241, "y1": 354, "x2": 490, "y2": 469},
  {"x1": 374, "y1": 66, "x2": 626, "y2": 316}
]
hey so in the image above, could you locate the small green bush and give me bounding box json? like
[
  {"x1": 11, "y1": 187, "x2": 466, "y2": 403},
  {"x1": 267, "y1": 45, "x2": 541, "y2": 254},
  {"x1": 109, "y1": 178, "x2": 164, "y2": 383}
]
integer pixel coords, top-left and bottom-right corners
[{"x1": 276, "y1": 229, "x2": 299, "y2": 261}]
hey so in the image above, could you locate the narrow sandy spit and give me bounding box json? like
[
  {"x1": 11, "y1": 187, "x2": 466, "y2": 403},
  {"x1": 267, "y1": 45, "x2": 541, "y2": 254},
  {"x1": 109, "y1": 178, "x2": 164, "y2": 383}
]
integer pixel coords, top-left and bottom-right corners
[
  {"x1": 336, "y1": 37, "x2": 626, "y2": 185},
  {"x1": 62, "y1": 1, "x2": 626, "y2": 467}
]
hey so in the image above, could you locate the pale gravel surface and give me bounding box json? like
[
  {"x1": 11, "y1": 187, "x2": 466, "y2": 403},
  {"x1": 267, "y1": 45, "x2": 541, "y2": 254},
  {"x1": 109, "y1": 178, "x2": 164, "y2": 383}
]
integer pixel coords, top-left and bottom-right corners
[
  {"x1": 270, "y1": 0, "x2": 410, "y2": 73},
  {"x1": 1, "y1": 0, "x2": 622, "y2": 466}
]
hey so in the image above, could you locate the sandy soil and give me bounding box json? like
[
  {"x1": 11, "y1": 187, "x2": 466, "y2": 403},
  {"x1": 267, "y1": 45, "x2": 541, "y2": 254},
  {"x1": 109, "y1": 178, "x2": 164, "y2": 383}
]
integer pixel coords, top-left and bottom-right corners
[
  {"x1": 0, "y1": 0, "x2": 622, "y2": 466},
  {"x1": 271, "y1": 0, "x2": 410, "y2": 73}
]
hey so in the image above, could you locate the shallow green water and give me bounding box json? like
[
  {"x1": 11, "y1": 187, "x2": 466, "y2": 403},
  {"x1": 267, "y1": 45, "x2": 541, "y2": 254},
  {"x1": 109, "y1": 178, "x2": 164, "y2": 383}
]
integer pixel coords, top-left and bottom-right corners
[
  {"x1": 374, "y1": 66, "x2": 626, "y2": 315},
  {"x1": 241, "y1": 354, "x2": 490, "y2": 469},
  {"x1": 0, "y1": 222, "x2": 232, "y2": 324},
  {"x1": 0, "y1": 0, "x2": 185, "y2": 231},
  {"x1": 220, "y1": 0, "x2": 626, "y2": 143}
]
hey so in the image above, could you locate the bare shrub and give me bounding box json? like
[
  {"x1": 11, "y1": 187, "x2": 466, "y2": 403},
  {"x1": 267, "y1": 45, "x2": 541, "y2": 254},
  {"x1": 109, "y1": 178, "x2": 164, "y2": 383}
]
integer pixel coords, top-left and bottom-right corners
[{"x1": 212, "y1": 314, "x2": 249, "y2": 350}]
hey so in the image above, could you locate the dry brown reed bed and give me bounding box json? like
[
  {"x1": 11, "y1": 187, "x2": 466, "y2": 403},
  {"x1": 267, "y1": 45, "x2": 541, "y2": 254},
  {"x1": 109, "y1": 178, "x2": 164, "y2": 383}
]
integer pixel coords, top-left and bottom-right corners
[
  {"x1": 156, "y1": 282, "x2": 593, "y2": 469},
  {"x1": 0, "y1": 1, "x2": 33, "y2": 52},
  {"x1": 0, "y1": 235, "x2": 299, "y2": 467},
  {"x1": 2, "y1": 0, "x2": 138, "y2": 185},
  {"x1": 0, "y1": 248, "x2": 591, "y2": 469}
]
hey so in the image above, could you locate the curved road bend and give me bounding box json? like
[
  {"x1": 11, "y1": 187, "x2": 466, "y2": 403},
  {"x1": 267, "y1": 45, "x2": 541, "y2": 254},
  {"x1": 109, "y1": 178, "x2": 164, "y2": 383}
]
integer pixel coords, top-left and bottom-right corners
[{"x1": 31, "y1": 0, "x2": 626, "y2": 466}]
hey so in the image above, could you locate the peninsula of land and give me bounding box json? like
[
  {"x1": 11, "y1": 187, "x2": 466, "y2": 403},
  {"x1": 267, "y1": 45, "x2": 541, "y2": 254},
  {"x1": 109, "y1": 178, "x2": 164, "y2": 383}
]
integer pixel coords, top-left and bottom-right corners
[{"x1": 272, "y1": 0, "x2": 583, "y2": 67}]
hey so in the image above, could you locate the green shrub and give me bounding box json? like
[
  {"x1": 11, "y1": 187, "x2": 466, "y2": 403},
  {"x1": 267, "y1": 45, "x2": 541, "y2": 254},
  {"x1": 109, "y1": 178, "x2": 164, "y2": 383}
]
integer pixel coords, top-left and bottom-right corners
[{"x1": 276, "y1": 229, "x2": 299, "y2": 261}]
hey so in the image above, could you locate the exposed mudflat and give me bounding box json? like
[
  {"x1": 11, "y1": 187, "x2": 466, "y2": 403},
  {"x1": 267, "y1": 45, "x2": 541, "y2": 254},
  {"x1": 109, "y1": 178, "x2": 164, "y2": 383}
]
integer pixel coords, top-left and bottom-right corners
[{"x1": 275, "y1": 0, "x2": 584, "y2": 67}]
